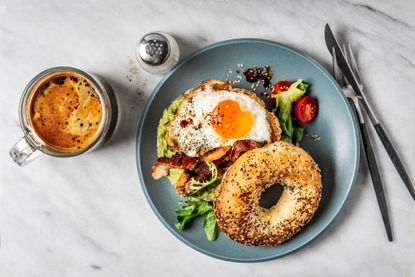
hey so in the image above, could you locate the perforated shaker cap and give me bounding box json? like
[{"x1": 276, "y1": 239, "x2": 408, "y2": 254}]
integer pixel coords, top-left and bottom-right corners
[{"x1": 137, "y1": 33, "x2": 170, "y2": 65}]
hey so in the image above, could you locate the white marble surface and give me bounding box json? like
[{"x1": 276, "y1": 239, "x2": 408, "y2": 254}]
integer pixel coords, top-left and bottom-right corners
[{"x1": 1, "y1": 0, "x2": 414, "y2": 276}]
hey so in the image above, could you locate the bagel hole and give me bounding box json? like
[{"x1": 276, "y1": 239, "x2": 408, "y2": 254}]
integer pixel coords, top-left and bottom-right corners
[{"x1": 259, "y1": 184, "x2": 284, "y2": 209}]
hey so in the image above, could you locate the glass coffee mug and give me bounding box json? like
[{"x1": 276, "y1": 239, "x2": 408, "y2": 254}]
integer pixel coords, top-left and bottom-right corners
[{"x1": 10, "y1": 67, "x2": 118, "y2": 166}]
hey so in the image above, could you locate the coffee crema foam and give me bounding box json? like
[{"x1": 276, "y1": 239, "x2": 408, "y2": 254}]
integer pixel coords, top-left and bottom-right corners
[{"x1": 30, "y1": 72, "x2": 103, "y2": 152}]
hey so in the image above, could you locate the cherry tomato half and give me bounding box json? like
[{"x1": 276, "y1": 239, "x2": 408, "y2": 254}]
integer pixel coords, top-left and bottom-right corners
[
  {"x1": 294, "y1": 95, "x2": 318, "y2": 124},
  {"x1": 272, "y1": 80, "x2": 292, "y2": 94}
]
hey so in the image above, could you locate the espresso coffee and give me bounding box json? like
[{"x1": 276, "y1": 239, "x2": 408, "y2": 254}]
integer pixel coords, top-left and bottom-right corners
[{"x1": 30, "y1": 72, "x2": 103, "y2": 153}]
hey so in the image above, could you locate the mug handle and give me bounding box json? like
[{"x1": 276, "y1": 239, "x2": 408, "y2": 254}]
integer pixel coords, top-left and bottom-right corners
[{"x1": 9, "y1": 137, "x2": 38, "y2": 166}]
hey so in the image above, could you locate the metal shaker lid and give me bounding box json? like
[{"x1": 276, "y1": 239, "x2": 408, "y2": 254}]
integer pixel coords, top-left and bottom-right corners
[{"x1": 137, "y1": 32, "x2": 170, "y2": 65}]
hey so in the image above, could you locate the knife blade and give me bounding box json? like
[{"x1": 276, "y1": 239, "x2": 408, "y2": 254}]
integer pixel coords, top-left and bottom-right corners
[{"x1": 324, "y1": 23, "x2": 415, "y2": 203}]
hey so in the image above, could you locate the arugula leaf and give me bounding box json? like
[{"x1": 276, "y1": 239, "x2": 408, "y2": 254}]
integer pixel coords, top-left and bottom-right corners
[{"x1": 203, "y1": 211, "x2": 219, "y2": 241}]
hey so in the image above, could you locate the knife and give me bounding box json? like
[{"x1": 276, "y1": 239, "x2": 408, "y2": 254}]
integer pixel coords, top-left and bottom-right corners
[{"x1": 324, "y1": 23, "x2": 415, "y2": 203}]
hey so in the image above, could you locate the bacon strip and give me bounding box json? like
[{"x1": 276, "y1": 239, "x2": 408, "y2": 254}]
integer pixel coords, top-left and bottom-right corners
[
  {"x1": 152, "y1": 140, "x2": 267, "y2": 196},
  {"x1": 202, "y1": 146, "x2": 232, "y2": 162},
  {"x1": 151, "y1": 160, "x2": 171, "y2": 180},
  {"x1": 151, "y1": 154, "x2": 200, "y2": 180},
  {"x1": 175, "y1": 170, "x2": 192, "y2": 195},
  {"x1": 193, "y1": 162, "x2": 211, "y2": 181},
  {"x1": 230, "y1": 140, "x2": 267, "y2": 161}
]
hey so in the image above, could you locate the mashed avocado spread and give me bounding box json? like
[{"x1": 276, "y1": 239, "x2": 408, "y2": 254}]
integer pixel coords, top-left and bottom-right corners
[
  {"x1": 157, "y1": 95, "x2": 185, "y2": 184},
  {"x1": 157, "y1": 95, "x2": 184, "y2": 158}
]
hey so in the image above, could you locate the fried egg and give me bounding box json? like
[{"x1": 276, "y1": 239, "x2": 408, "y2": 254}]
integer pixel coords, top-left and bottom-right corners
[{"x1": 167, "y1": 79, "x2": 280, "y2": 157}]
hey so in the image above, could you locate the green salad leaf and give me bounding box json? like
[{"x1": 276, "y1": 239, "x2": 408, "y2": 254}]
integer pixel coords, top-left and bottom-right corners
[
  {"x1": 175, "y1": 198, "x2": 212, "y2": 231},
  {"x1": 187, "y1": 162, "x2": 222, "y2": 201},
  {"x1": 272, "y1": 79, "x2": 308, "y2": 144},
  {"x1": 273, "y1": 80, "x2": 307, "y2": 121},
  {"x1": 189, "y1": 185, "x2": 218, "y2": 202},
  {"x1": 175, "y1": 198, "x2": 219, "y2": 241},
  {"x1": 188, "y1": 162, "x2": 218, "y2": 194},
  {"x1": 293, "y1": 125, "x2": 306, "y2": 143},
  {"x1": 203, "y1": 210, "x2": 219, "y2": 241}
]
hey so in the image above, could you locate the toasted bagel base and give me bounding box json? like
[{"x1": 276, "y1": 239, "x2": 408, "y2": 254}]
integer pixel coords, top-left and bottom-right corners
[{"x1": 214, "y1": 141, "x2": 322, "y2": 246}]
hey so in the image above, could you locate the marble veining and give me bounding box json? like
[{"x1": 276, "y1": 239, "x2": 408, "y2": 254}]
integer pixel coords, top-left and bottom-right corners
[{"x1": 0, "y1": 0, "x2": 414, "y2": 276}]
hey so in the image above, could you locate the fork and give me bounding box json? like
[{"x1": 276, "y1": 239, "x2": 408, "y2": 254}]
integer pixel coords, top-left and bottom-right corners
[{"x1": 332, "y1": 44, "x2": 393, "y2": 241}]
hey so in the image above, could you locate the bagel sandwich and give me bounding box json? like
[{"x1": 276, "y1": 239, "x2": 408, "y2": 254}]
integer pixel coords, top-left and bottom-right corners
[{"x1": 152, "y1": 79, "x2": 282, "y2": 200}]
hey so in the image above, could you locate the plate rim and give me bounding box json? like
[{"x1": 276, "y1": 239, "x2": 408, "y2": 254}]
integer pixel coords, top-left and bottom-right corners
[{"x1": 136, "y1": 38, "x2": 360, "y2": 263}]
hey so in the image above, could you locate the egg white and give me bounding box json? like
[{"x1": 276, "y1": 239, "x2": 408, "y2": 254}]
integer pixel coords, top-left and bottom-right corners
[{"x1": 169, "y1": 85, "x2": 271, "y2": 157}]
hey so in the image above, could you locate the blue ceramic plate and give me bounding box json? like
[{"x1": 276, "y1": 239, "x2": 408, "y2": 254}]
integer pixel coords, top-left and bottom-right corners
[{"x1": 136, "y1": 39, "x2": 359, "y2": 262}]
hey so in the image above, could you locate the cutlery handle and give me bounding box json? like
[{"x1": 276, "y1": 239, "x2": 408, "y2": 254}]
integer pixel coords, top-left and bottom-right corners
[
  {"x1": 374, "y1": 123, "x2": 415, "y2": 202},
  {"x1": 347, "y1": 98, "x2": 393, "y2": 241},
  {"x1": 360, "y1": 121, "x2": 393, "y2": 241}
]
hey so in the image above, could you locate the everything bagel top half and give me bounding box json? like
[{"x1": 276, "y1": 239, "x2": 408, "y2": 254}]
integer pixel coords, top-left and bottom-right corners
[{"x1": 214, "y1": 141, "x2": 322, "y2": 246}]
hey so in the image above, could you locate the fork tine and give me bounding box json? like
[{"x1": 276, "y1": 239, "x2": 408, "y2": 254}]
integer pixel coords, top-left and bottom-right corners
[
  {"x1": 347, "y1": 43, "x2": 363, "y2": 85},
  {"x1": 342, "y1": 44, "x2": 352, "y2": 72}
]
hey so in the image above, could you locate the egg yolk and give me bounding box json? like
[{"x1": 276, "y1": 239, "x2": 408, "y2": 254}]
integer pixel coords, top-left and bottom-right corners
[{"x1": 211, "y1": 99, "x2": 254, "y2": 139}]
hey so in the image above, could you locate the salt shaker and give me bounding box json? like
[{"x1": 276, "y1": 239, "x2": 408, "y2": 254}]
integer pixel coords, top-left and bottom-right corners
[{"x1": 136, "y1": 32, "x2": 180, "y2": 74}]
